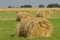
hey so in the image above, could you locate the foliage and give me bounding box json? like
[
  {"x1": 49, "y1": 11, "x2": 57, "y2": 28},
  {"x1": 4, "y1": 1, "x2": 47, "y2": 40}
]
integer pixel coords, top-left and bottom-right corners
[
  {"x1": 47, "y1": 3, "x2": 60, "y2": 8},
  {"x1": 39, "y1": 4, "x2": 45, "y2": 8},
  {"x1": 20, "y1": 5, "x2": 32, "y2": 8}
]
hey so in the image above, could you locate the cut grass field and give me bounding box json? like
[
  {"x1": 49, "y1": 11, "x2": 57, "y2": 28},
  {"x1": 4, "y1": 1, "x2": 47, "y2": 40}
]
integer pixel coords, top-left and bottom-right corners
[
  {"x1": 0, "y1": 12, "x2": 60, "y2": 40},
  {"x1": 0, "y1": 12, "x2": 16, "y2": 20},
  {"x1": 49, "y1": 12, "x2": 60, "y2": 18}
]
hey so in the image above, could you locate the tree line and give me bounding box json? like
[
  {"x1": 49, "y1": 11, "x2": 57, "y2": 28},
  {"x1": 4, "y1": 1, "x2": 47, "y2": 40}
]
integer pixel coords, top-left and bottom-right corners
[{"x1": 8, "y1": 3, "x2": 60, "y2": 8}]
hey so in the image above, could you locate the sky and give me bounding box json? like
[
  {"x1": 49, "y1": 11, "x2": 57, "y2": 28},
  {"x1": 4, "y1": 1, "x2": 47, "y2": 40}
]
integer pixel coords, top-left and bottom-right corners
[{"x1": 0, "y1": 0, "x2": 60, "y2": 8}]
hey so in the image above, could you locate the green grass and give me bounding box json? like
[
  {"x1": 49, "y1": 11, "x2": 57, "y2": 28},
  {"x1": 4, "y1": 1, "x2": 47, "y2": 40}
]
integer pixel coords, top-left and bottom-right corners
[
  {"x1": 0, "y1": 12, "x2": 60, "y2": 40},
  {"x1": 0, "y1": 12, "x2": 16, "y2": 20},
  {"x1": 49, "y1": 12, "x2": 60, "y2": 18},
  {"x1": 31, "y1": 12, "x2": 37, "y2": 17}
]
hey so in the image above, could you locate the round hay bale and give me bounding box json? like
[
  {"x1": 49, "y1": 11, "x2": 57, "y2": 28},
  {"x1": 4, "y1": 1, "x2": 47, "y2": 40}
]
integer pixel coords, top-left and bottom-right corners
[
  {"x1": 47, "y1": 9, "x2": 60, "y2": 14},
  {"x1": 16, "y1": 12, "x2": 32, "y2": 22},
  {"x1": 36, "y1": 10, "x2": 50, "y2": 18},
  {"x1": 16, "y1": 18, "x2": 53, "y2": 38}
]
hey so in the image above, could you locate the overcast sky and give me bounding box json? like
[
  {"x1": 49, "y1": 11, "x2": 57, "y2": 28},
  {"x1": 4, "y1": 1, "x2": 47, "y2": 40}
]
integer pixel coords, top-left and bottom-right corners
[{"x1": 0, "y1": 0, "x2": 60, "y2": 8}]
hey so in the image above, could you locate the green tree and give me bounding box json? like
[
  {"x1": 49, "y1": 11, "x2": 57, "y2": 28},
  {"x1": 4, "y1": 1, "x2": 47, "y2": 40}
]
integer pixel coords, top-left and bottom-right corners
[
  {"x1": 47, "y1": 3, "x2": 60, "y2": 8},
  {"x1": 20, "y1": 5, "x2": 32, "y2": 8},
  {"x1": 39, "y1": 4, "x2": 45, "y2": 8},
  {"x1": 8, "y1": 6, "x2": 12, "y2": 8}
]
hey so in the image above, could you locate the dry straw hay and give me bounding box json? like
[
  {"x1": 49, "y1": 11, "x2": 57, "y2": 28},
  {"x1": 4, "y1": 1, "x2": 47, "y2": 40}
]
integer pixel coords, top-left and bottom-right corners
[
  {"x1": 36, "y1": 9, "x2": 60, "y2": 18},
  {"x1": 36, "y1": 9, "x2": 58, "y2": 18},
  {"x1": 47, "y1": 9, "x2": 60, "y2": 14},
  {"x1": 16, "y1": 12, "x2": 32, "y2": 22},
  {"x1": 36, "y1": 10, "x2": 50, "y2": 18},
  {"x1": 16, "y1": 18, "x2": 53, "y2": 38}
]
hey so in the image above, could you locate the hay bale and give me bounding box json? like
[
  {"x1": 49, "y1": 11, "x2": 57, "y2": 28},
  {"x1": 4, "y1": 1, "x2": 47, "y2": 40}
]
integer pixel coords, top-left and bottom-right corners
[
  {"x1": 16, "y1": 18, "x2": 53, "y2": 38},
  {"x1": 36, "y1": 9, "x2": 60, "y2": 18},
  {"x1": 47, "y1": 9, "x2": 60, "y2": 14},
  {"x1": 16, "y1": 12, "x2": 32, "y2": 22},
  {"x1": 36, "y1": 10, "x2": 50, "y2": 18}
]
